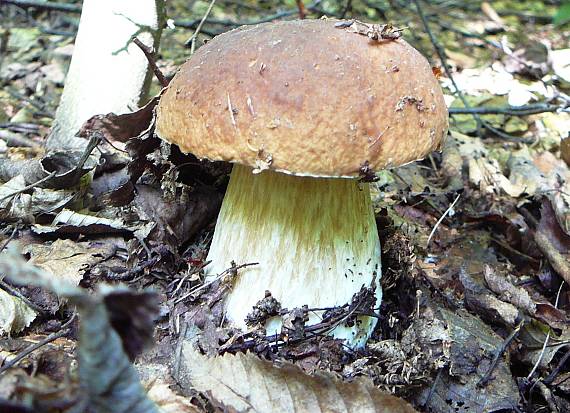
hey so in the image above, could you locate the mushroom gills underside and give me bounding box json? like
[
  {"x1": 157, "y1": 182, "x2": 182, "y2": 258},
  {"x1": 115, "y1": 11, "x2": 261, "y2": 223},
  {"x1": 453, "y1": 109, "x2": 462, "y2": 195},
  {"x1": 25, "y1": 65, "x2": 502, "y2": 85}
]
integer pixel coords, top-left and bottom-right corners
[{"x1": 205, "y1": 164, "x2": 382, "y2": 347}]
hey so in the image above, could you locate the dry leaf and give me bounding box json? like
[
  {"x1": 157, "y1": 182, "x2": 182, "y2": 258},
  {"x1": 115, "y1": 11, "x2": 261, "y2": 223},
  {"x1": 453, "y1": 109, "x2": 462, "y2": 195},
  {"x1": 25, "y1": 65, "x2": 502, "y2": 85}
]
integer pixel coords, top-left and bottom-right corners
[
  {"x1": 484, "y1": 265, "x2": 536, "y2": 314},
  {"x1": 551, "y1": 48, "x2": 570, "y2": 85},
  {"x1": 146, "y1": 381, "x2": 200, "y2": 413},
  {"x1": 177, "y1": 344, "x2": 417, "y2": 413},
  {"x1": 469, "y1": 157, "x2": 526, "y2": 197},
  {"x1": 0, "y1": 175, "x2": 33, "y2": 222},
  {"x1": 0, "y1": 289, "x2": 36, "y2": 335},
  {"x1": 24, "y1": 239, "x2": 112, "y2": 286},
  {"x1": 32, "y1": 208, "x2": 130, "y2": 235}
]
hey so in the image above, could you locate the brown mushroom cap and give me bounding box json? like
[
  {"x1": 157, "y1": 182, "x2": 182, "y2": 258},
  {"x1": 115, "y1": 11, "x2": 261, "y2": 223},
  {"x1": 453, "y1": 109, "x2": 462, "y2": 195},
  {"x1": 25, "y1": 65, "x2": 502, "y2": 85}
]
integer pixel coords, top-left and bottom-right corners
[{"x1": 156, "y1": 19, "x2": 448, "y2": 177}]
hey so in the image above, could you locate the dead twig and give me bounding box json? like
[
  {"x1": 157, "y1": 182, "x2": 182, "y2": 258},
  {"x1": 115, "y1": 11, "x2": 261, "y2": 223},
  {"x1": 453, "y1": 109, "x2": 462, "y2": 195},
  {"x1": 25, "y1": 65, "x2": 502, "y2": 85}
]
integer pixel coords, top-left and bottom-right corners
[
  {"x1": 222, "y1": 287, "x2": 377, "y2": 354},
  {"x1": 0, "y1": 0, "x2": 81, "y2": 13},
  {"x1": 412, "y1": 0, "x2": 479, "y2": 127},
  {"x1": 132, "y1": 37, "x2": 168, "y2": 88},
  {"x1": 0, "y1": 226, "x2": 18, "y2": 252},
  {"x1": 0, "y1": 171, "x2": 56, "y2": 203},
  {"x1": 478, "y1": 320, "x2": 524, "y2": 387},
  {"x1": 449, "y1": 103, "x2": 569, "y2": 116},
  {"x1": 413, "y1": 0, "x2": 526, "y2": 142},
  {"x1": 0, "y1": 279, "x2": 46, "y2": 314},
  {"x1": 295, "y1": 0, "x2": 307, "y2": 19},
  {"x1": 187, "y1": 0, "x2": 218, "y2": 54},
  {"x1": 426, "y1": 192, "x2": 461, "y2": 248},
  {"x1": 423, "y1": 367, "x2": 443, "y2": 408},
  {"x1": 0, "y1": 128, "x2": 43, "y2": 148},
  {"x1": 527, "y1": 281, "x2": 565, "y2": 381},
  {"x1": 175, "y1": 1, "x2": 329, "y2": 31},
  {"x1": 104, "y1": 255, "x2": 161, "y2": 281},
  {"x1": 174, "y1": 261, "x2": 258, "y2": 304},
  {"x1": 0, "y1": 313, "x2": 76, "y2": 375}
]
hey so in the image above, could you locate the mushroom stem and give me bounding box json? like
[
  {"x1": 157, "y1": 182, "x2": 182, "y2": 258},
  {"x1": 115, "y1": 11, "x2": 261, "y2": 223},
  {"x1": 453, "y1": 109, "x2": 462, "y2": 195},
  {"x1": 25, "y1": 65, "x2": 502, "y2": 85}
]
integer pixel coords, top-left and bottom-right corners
[{"x1": 206, "y1": 164, "x2": 382, "y2": 347}]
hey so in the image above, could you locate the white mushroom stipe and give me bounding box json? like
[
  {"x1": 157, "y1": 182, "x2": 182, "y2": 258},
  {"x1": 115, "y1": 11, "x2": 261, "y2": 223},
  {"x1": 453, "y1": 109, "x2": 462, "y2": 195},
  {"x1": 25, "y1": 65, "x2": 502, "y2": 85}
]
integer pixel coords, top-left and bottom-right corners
[{"x1": 205, "y1": 164, "x2": 382, "y2": 348}]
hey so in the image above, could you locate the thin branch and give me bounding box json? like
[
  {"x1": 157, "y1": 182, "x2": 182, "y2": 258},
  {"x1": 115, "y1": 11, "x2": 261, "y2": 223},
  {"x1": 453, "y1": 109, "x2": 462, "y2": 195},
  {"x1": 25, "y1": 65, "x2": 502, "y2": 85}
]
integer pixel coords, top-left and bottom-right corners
[
  {"x1": 0, "y1": 0, "x2": 81, "y2": 13},
  {"x1": 412, "y1": 0, "x2": 476, "y2": 124},
  {"x1": 0, "y1": 226, "x2": 18, "y2": 253},
  {"x1": 477, "y1": 320, "x2": 524, "y2": 387},
  {"x1": 413, "y1": 0, "x2": 527, "y2": 142},
  {"x1": 132, "y1": 37, "x2": 168, "y2": 88},
  {"x1": 0, "y1": 279, "x2": 46, "y2": 313},
  {"x1": 449, "y1": 103, "x2": 569, "y2": 116},
  {"x1": 426, "y1": 192, "x2": 461, "y2": 248},
  {"x1": 0, "y1": 313, "x2": 76, "y2": 375},
  {"x1": 0, "y1": 171, "x2": 56, "y2": 203},
  {"x1": 527, "y1": 281, "x2": 565, "y2": 381},
  {"x1": 188, "y1": 0, "x2": 218, "y2": 54},
  {"x1": 295, "y1": 0, "x2": 307, "y2": 19}
]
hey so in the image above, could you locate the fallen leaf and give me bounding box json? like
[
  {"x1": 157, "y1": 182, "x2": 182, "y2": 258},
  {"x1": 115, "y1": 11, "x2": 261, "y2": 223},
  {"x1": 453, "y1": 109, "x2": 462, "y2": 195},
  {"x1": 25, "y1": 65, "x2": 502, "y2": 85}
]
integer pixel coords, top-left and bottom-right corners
[
  {"x1": 32, "y1": 209, "x2": 131, "y2": 235},
  {"x1": 25, "y1": 239, "x2": 113, "y2": 287},
  {"x1": 0, "y1": 289, "x2": 36, "y2": 335},
  {"x1": 176, "y1": 344, "x2": 417, "y2": 413},
  {"x1": 551, "y1": 48, "x2": 570, "y2": 85},
  {"x1": 484, "y1": 265, "x2": 536, "y2": 314},
  {"x1": 146, "y1": 381, "x2": 200, "y2": 413},
  {"x1": 0, "y1": 175, "x2": 33, "y2": 222},
  {"x1": 415, "y1": 308, "x2": 519, "y2": 411}
]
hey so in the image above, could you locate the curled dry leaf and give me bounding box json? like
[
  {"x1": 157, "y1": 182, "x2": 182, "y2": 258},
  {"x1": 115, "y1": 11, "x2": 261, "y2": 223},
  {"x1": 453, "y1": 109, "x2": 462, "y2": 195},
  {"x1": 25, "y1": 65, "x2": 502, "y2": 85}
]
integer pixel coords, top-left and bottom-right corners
[
  {"x1": 0, "y1": 289, "x2": 36, "y2": 335},
  {"x1": 78, "y1": 94, "x2": 160, "y2": 145},
  {"x1": 535, "y1": 199, "x2": 570, "y2": 285},
  {"x1": 484, "y1": 265, "x2": 536, "y2": 314},
  {"x1": 0, "y1": 175, "x2": 33, "y2": 222},
  {"x1": 32, "y1": 208, "x2": 131, "y2": 235},
  {"x1": 176, "y1": 343, "x2": 417, "y2": 413},
  {"x1": 146, "y1": 380, "x2": 200, "y2": 413}
]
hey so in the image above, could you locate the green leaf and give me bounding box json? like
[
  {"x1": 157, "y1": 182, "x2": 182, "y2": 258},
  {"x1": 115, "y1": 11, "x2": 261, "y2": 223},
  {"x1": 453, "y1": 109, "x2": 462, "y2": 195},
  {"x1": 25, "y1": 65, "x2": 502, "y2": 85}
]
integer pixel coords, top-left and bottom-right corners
[{"x1": 554, "y1": 2, "x2": 570, "y2": 26}]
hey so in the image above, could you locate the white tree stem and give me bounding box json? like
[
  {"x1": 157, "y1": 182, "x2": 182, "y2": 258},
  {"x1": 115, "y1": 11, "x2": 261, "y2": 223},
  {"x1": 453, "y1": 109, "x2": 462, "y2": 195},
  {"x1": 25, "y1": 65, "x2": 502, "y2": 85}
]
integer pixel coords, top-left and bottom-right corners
[{"x1": 47, "y1": 0, "x2": 164, "y2": 150}]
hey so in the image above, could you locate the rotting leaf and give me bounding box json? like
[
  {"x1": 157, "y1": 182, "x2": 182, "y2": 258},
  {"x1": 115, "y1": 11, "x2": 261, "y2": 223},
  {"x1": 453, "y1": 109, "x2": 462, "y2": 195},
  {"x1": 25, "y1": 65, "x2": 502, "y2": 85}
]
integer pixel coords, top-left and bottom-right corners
[
  {"x1": 90, "y1": 167, "x2": 135, "y2": 208},
  {"x1": 103, "y1": 289, "x2": 159, "y2": 361},
  {"x1": 414, "y1": 307, "x2": 519, "y2": 412},
  {"x1": 518, "y1": 321, "x2": 570, "y2": 370},
  {"x1": 460, "y1": 269, "x2": 520, "y2": 327},
  {"x1": 535, "y1": 199, "x2": 570, "y2": 284},
  {"x1": 176, "y1": 343, "x2": 418, "y2": 413},
  {"x1": 538, "y1": 199, "x2": 570, "y2": 252},
  {"x1": 131, "y1": 185, "x2": 222, "y2": 249},
  {"x1": 484, "y1": 265, "x2": 536, "y2": 314}
]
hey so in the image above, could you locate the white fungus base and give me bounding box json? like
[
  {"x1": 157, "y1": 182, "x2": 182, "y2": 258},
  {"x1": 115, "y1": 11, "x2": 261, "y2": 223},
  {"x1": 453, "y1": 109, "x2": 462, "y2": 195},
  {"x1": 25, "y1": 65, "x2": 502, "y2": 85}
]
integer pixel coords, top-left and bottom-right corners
[{"x1": 206, "y1": 164, "x2": 382, "y2": 347}]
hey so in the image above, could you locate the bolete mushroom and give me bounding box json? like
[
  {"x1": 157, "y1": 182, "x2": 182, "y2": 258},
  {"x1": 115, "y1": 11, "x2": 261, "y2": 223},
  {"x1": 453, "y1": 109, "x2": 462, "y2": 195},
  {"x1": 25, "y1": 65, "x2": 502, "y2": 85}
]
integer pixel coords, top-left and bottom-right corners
[{"x1": 156, "y1": 19, "x2": 448, "y2": 347}]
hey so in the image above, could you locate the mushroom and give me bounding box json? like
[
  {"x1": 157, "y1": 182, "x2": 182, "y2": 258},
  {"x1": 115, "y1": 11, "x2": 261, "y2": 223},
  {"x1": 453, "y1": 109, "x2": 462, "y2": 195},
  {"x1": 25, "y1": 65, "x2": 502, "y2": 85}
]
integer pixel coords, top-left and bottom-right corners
[{"x1": 156, "y1": 19, "x2": 448, "y2": 347}]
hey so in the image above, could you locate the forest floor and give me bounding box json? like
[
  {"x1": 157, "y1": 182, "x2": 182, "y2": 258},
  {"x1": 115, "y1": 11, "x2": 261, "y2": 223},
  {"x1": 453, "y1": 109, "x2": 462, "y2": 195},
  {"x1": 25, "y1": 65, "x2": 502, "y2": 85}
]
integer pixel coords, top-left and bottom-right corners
[{"x1": 0, "y1": 0, "x2": 569, "y2": 412}]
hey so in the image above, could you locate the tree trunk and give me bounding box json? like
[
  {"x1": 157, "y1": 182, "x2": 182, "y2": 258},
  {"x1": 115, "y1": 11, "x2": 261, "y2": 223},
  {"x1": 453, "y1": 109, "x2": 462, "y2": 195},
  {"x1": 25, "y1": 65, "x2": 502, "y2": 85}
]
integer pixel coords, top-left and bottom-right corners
[{"x1": 46, "y1": 0, "x2": 164, "y2": 150}]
